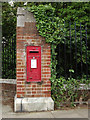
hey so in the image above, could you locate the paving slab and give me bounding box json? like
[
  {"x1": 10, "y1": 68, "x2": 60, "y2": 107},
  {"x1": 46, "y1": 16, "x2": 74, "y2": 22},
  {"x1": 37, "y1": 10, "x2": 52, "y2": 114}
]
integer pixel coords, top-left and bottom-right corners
[
  {"x1": 2, "y1": 104, "x2": 54, "y2": 118},
  {"x1": 75, "y1": 108, "x2": 88, "y2": 118},
  {"x1": 51, "y1": 109, "x2": 88, "y2": 118},
  {"x1": 1, "y1": 104, "x2": 89, "y2": 119}
]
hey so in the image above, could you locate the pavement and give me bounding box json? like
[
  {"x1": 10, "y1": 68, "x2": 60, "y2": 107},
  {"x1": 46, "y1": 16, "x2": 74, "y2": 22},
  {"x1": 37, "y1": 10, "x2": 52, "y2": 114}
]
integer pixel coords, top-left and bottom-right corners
[{"x1": 1, "y1": 104, "x2": 89, "y2": 119}]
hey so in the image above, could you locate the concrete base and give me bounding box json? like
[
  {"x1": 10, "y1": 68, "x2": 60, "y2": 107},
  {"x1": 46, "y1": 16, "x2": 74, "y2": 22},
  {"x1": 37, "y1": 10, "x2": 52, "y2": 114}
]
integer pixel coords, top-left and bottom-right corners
[{"x1": 14, "y1": 95, "x2": 54, "y2": 112}]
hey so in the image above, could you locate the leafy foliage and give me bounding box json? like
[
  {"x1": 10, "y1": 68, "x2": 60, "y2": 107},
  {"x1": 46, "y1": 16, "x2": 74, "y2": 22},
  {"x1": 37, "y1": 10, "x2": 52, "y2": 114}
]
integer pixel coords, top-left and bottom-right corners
[
  {"x1": 26, "y1": 3, "x2": 90, "y2": 107},
  {"x1": 2, "y1": 2, "x2": 25, "y2": 78},
  {"x1": 2, "y1": 2, "x2": 90, "y2": 107},
  {"x1": 25, "y1": 3, "x2": 90, "y2": 77}
]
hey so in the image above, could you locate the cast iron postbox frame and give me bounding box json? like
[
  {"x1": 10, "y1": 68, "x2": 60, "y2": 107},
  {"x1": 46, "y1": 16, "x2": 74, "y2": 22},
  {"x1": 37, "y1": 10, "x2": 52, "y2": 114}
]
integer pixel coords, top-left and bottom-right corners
[{"x1": 26, "y1": 46, "x2": 41, "y2": 82}]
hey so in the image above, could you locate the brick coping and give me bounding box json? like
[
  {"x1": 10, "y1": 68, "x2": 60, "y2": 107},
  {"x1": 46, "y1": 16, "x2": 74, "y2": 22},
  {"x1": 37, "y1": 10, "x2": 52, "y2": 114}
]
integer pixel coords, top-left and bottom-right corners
[
  {"x1": 0, "y1": 79, "x2": 89, "y2": 90},
  {"x1": 0, "y1": 79, "x2": 16, "y2": 84}
]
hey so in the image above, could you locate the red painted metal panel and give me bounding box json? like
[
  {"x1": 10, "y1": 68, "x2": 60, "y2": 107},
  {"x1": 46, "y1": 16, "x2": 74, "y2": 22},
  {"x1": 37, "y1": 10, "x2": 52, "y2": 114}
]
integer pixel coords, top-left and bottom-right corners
[{"x1": 26, "y1": 46, "x2": 41, "y2": 82}]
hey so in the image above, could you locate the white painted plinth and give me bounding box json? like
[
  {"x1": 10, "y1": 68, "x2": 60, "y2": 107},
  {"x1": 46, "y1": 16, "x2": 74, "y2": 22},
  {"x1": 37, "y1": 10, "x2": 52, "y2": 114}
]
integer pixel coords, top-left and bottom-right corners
[{"x1": 14, "y1": 95, "x2": 54, "y2": 112}]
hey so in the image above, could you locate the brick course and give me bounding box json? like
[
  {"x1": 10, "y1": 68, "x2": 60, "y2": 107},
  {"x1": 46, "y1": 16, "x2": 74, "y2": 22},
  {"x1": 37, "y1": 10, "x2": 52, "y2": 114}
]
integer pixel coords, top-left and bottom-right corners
[
  {"x1": 2, "y1": 83, "x2": 16, "y2": 108},
  {"x1": 16, "y1": 22, "x2": 51, "y2": 98}
]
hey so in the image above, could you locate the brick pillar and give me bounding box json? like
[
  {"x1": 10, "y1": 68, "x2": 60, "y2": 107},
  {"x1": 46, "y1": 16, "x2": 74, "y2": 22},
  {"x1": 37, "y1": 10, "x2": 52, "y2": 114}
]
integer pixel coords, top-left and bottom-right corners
[{"x1": 14, "y1": 7, "x2": 54, "y2": 112}]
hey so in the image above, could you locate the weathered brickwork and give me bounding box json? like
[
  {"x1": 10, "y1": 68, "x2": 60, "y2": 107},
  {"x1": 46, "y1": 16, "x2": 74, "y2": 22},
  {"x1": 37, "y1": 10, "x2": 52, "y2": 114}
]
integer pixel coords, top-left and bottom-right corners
[
  {"x1": 2, "y1": 83, "x2": 16, "y2": 108},
  {"x1": 16, "y1": 22, "x2": 51, "y2": 98}
]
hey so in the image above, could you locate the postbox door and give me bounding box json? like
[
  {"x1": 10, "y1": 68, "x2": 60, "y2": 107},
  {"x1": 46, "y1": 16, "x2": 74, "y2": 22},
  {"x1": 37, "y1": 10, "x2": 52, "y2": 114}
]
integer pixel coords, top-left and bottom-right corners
[{"x1": 27, "y1": 46, "x2": 41, "y2": 82}]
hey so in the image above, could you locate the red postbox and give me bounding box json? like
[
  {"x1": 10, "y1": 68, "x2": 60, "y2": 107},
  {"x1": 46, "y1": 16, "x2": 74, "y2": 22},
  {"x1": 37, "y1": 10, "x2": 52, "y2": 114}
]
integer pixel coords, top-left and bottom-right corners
[{"x1": 26, "y1": 46, "x2": 41, "y2": 82}]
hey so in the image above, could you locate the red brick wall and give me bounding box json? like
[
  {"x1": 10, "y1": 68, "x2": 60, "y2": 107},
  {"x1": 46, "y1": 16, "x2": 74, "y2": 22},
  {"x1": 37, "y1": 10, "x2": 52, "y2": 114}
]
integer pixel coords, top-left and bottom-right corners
[
  {"x1": 16, "y1": 22, "x2": 51, "y2": 98},
  {"x1": 2, "y1": 83, "x2": 16, "y2": 108}
]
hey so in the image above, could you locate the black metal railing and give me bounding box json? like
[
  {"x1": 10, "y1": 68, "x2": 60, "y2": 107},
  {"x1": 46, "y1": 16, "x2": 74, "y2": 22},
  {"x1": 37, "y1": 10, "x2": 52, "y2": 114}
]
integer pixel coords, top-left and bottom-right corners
[
  {"x1": 56, "y1": 22, "x2": 89, "y2": 80},
  {"x1": 2, "y1": 36, "x2": 16, "y2": 79},
  {"x1": 2, "y1": 22, "x2": 89, "y2": 80}
]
